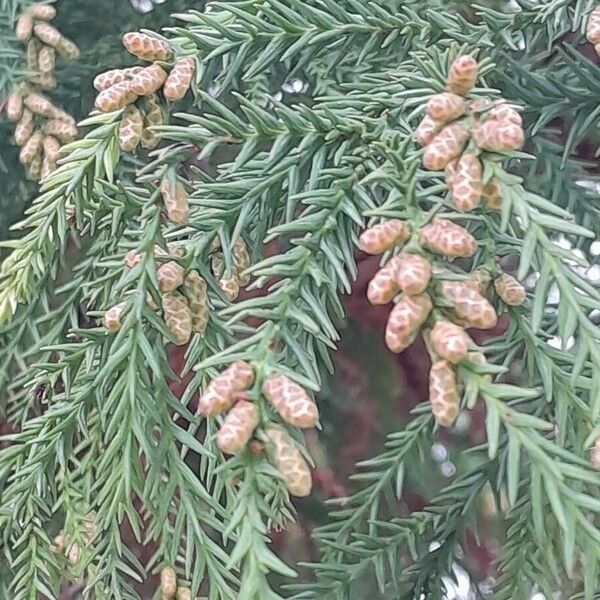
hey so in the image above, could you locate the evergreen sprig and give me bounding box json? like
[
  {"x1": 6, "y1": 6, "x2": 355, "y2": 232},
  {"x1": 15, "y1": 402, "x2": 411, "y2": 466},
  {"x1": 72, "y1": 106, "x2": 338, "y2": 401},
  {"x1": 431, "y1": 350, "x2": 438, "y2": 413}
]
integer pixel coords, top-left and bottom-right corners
[{"x1": 2, "y1": 0, "x2": 600, "y2": 597}]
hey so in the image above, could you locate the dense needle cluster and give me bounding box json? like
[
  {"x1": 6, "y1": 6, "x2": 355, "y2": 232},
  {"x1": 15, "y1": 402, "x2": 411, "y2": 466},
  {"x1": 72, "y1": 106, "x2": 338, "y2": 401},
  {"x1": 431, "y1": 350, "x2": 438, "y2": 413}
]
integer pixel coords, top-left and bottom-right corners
[{"x1": 4, "y1": 2, "x2": 79, "y2": 180}]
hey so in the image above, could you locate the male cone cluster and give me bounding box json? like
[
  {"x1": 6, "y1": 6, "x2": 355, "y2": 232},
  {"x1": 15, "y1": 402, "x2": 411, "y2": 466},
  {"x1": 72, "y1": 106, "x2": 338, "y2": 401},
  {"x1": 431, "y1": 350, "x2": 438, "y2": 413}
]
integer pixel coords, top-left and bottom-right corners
[
  {"x1": 198, "y1": 363, "x2": 316, "y2": 497},
  {"x1": 359, "y1": 215, "x2": 526, "y2": 426},
  {"x1": 92, "y1": 32, "x2": 195, "y2": 152},
  {"x1": 209, "y1": 237, "x2": 252, "y2": 301},
  {"x1": 4, "y1": 3, "x2": 79, "y2": 181},
  {"x1": 159, "y1": 566, "x2": 190, "y2": 600},
  {"x1": 587, "y1": 6, "x2": 600, "y2": 57},
  {"x1": 416, "y1": 55, "x2": 524, "y2": 212},
  {"x1": 103, "y1": 244, "x2": 209, "y2": 346}
]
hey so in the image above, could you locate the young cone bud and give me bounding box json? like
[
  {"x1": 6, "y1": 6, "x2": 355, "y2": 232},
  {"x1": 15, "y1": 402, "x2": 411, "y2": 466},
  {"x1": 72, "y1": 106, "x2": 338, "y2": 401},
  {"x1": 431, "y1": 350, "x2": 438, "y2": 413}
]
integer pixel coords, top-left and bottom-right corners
[
  {"x1": 141, "y1": 95, "x2": 163, "y2": 149},
  {"x1": 419, "y1": 218, "x2": 477, "y2": 258},
  {"x1": 183, "y1": 271, "x2": 209, "y2": 333},
  {"x1": 586, "y1": 6, "x2": 600, "y2": 44},
  {"x1": 440, "y1": 281, "x2": 498, "y2": 329},
  {"x1": 103, "y1": 302, "x2": 126, "y2": 332},
  {"x1": 15, "y1": 13, "x2": 33, "y2": 41},
  {"x1": 482, "y1": 179, "x2": 502, "y2": 211},
  {"x1": 122, "y1": 32, "x2": 170, "y2": 61},
  {"x1": 32, "y1": 22, "x2": 62, "y2": 48},
  {"x1": 175, "y1": 588, "x2": 192, "y2": 600},
  {"x1": 14, "y1": 109, "x2": 34, "y2": 145},
  {"x1": 38, "y1": 45, "x2": 55, "y2": 74},
  {"x1": 27, "y1": 40, "x2": 41, "y2": 76},
  {"x1": 488, "y1": 102, "x2": 523, "y2": 127},
  {"x1": 28, "y1": 4, "x2": 57, "y2": 20},
  {"x1": 24, "y1": 93, "x2": 58, "y2": 118},
  {"x1": 262, "y1": 374, "x2": 319, "y2": 428},
  {"x1": 385, "y1": 293, "x2": 432, "y2": 353},
  {"x1": 19, "y1": 130, "x2": 43, "y2": 165},
  {"x1": 473, "y1": 120, "x2": 524, "y2": 152},
  {"x1": 42, "y1": 119, "x2": 77, "y2": 142},
  {"x1": 95, "y1": 81, "x2": 137, "y2": 112},
  {"x1": 429, "y1": 360, "x2": 460, "y2": 426},
  {"x1": 264, "y1": 427, "x2": 312, "y2": 497},
  {"x1": 27, "y1": 153, "x2": 42, "y2": 181},
  {"x1": 5, "y1": 93, "x2": 23, "y2": 122},
  {"x1": 367, "y1": 257, "x2": 401, "y2": 305},
  {"x1": 160, "y1": 566, "x2": 177, "y2": 599},
  {"x1": 415, "y1": 114, "x2": 442, "y2": 147},
  {"x1": 426, "y1": 92, "x2": 466, "y2": 124},
  {"x1": 164, "y1": 57, "x2": 195, "y2": 101},
  {"x1": 40, "y1": 153, "x2": 55, "y2": 180},
  {"x1": 233, "y1": 238, "x2": 251, "y2": 285},
  {"x1": 444, "y1": 158, "x2": 458, "y2": 189},
  {"x1": 118, "y1": 105, "x2": 144, "y2": 152},
  {"x1": 395, "y1": 253, "x2": 432, "y2": 295},
  {"x1": 41, "y1": 135, "x2": 60, "y2": 175},
  {"x1": 129, "y1": 63, "x2": 168, "y2": 96},
  {"x1": 157, "y1": 261, "x2": 185, "y2": 293},
  {"x1": 160, "y1": 180, "x2": 190, "y2": 225},
  {"x1": 447, "y1": 55, "x2": 478, "y2": 96},
  {"x1": 198, "y1": 361, "x2": 254, "y2": 416},
  {"x1": 494, "y1": 273, "x2": 526, "y2": 306},
  {"x1": 93, "y1": 67, "x2": 144, "y2": 91},
  {"x1": 422, "y1": 123, "x2": 469, "y2": 171},
  {"x1": 56, "y1": 36, "x2": 79, "y2": 59},
  {"x1": 464, "y1": 267, "x2": 492, "y2": 295},
  {"x1": 430, "y1": 320, "x2": 470, "y2": 363},
  {"x1": 590, "y1": 437, "x2": 600, "y2": 470},
  {"x1": 162, "y1": 291, "x2": 192, "y2": 346},
  {"x1": 359, "y1": 219, "x2": 411, "y2": 255},
  {"x1": 219, "y1": 268, "x2": 240, "y2": 301},
  {"x1": 216, "y1": 400, "x2": 259, "y2": 455},
  {"x1": 451, "y1": 154, "x2": 482, "y2": 212}
]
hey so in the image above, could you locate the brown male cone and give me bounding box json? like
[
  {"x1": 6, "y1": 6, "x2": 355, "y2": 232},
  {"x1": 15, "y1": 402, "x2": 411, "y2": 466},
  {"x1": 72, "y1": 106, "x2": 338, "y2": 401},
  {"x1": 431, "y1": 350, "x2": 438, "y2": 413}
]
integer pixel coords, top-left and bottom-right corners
[
  {"x1": 422, "y1": 122, "x2": 470, "y2": 171},
  {"x1": 264, "y1": 426, "x2": 312, "y2": 497},
  {"x1": 198, "y1": 361, "x2": 254, "y2": 416},
  {"x1": 117, "y1": 105, "x2": 144, "y2": 152},
  {"x1": 163, "y1": 57, "x2": 195, "y2": 102},
  {"x1": 440, "y1": 281, "x2": 498, "y2": 329},
  {"x1": 161, "y1": 291, "x2": 192, "y2": 346},
  {"x1": 183, "y1": 271, "x2": 209, "y2": 333},
  {"x1": 385, "y1": 293, "x2": 432, "y2": 354},
  {"x1": 216, "y1": 400, "x2": 259, "y2": 455},
  {"x1": 262, "y1": 374, "x2": 319, "y2": 428},
  {"x1": 367, "y1": 256, "x2": 402, "y2": 305},
  {"x1": 122, "y1": 31, "x2": 170, "y2": 61},
  {"x1": 429, "y1": 360, "x2": 460, "y2": 426},
  {"x1": 447, "y1": 55, "x2": 478, "y2": 96},
  {"x1": 419, "y1": 218, "x2": 477, "y2": 258},
  {"x1": 358, "y1": 219, "x2": 411, "y2": 255},
  {"x1": 494, "y1": 273, "x2": 526, "y2": 306}
]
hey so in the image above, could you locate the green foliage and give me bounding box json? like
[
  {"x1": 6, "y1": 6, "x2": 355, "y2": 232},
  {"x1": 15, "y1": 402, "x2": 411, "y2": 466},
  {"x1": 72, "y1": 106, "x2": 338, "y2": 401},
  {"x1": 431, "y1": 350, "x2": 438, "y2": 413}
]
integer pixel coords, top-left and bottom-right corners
[{"x1": 1, "y1": 0, "x2": 600, "y2": 598}]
